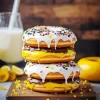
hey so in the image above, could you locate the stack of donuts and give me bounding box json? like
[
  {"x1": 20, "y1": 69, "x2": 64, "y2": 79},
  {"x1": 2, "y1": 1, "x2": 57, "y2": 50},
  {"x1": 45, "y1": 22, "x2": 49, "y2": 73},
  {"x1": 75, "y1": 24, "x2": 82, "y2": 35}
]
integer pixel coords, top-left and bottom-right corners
[{"x1": 22, "y1": 26, "x2": 81, "y2": 93}]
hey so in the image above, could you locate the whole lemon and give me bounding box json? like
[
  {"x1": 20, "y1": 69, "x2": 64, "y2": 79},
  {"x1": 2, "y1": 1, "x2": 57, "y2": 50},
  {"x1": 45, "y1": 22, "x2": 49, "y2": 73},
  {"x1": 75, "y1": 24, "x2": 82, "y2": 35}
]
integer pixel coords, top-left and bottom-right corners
[{"x1": 77, "y1": 57, "x2": 100, "y2": 82}]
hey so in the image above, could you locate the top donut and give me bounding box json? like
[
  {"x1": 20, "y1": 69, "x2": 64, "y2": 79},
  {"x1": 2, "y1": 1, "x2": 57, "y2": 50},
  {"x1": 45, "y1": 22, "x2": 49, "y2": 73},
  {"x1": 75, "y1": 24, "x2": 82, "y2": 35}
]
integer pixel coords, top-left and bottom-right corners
[{"x1": 23, "y1": 26, "x2": 77, "y2": 49}]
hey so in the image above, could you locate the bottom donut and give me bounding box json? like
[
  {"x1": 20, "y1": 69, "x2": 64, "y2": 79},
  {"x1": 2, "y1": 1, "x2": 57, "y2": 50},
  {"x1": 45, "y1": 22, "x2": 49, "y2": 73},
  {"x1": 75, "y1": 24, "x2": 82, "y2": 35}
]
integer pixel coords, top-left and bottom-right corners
[{"x1": 24, "y1": 79, "x2": 80, "y2": 93}]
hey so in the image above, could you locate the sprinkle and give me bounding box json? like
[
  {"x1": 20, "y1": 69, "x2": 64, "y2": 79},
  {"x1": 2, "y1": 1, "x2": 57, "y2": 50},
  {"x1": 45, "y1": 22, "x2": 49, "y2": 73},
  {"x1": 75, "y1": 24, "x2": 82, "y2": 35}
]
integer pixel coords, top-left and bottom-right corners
[
  {"x1": 81, "y1": 88, "x2": 83, "y2": 91},
  {"x1": 16, "y1": 83, "x2": 21, "y2": 89},
  {"x1": 35, "y1": 25, "x2": 39, "y2": 28},
  {"x1": 12, "y1": 89, "x2": 15, "y2": 92},
  {"x1": 80, "y1": 92, "x2": 83, "y2": 95},
  {"x1": 83, "y1": 80, "x2": 88, "y2": 84},
  {"x1": 49, "y1": 66, "x2": 54, "y2": 69},
  {"x1": 58, "y1": 33, "x2": 60, "y2": 36},
  {"x1": 48, "y1": 35, "x2": 52, "y2": 38},
  {"x1": 15, "y1": 80, "x2": 20, "y2": 84},
  {"x1": 46, "y1": 98, "x2": 50, "y2": 100},
  {"x1": 81, "y1": 95, "x2": 83, "y2": 97},
  {"x1": 23, "y1": 87, "x2": 27, "y2": 90},
  {"x1": 89, "y1": 89, "x2": 92, "y2": 91},
  {"x1": 70, "y1": 90, "x2": 72, "y2": 94},
  {"x1": 73, "y1": 95, "x2": 76, "y2": 98},
  {"x1": 22, "y1": 91, "x2": 25, "y2": 94},
  {"x1": 40, "y1": 71, "x2": 43, "y2": 73},
  {"x1": 0, "y1": 86, "x2": 6, "y2": 90}
]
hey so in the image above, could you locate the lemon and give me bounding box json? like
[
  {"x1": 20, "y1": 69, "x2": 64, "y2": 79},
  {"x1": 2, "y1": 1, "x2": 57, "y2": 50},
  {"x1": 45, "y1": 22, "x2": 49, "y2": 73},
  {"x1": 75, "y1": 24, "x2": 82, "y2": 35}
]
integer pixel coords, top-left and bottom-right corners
[
  {"x1": 0, "y1": 50, "x2": 2, "y2": 56},
  {"x1": 1, "y1": 65, "x2": 11, "y2": 71},
  {"x1": 77, "y1": 57, "x2": 100, "y2": 82},
  {"x1": 8, "y1": 71, "x2": 16, "y2": 81},
  {"x1": 12, "y1": 65, "x2": 24, "y2": 76},
  {"x1": 0, "y1": 69, "x2": 9, "y2": 82}
]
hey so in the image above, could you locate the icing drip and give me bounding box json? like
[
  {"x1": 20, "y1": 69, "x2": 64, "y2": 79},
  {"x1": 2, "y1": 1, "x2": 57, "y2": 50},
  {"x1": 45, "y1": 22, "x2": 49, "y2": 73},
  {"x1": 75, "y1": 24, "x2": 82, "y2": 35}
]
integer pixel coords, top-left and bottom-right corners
[
  {"x1": 24, "y1": 61, "x2": 81, "y2": 84},
  {"x1": 23, "y1": 26, "x2": 77, "y2": 49}
]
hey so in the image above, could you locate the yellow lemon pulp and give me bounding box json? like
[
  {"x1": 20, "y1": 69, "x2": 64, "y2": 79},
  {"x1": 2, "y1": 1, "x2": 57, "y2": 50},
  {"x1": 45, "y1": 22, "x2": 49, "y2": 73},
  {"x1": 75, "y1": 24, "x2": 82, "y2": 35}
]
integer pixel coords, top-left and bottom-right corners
[
  {"x1": 78, "y1": 57, "x2": 100, "y2": 82},
  {"x1": 12, "y1": 65, "x2": 24, "y2": 76},
  {"x1": 0, "y1": 69, "x2": 9, "y2": 82},
  {"x1": 22, "y1": 49, "x2": 75, "y2": 60}
]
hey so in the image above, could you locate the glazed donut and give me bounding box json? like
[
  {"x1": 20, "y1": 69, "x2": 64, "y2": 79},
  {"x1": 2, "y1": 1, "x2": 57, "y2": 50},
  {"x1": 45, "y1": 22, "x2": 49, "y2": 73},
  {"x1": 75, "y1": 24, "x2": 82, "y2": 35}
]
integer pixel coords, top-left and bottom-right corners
[
  {"x1": 24, "y1": 80, "x2": 79, "y2": 93},
  {"x1": 24, "y1": 61, "x2": 81, "y2": 83},
  {"x1": 23, "y1": 26, "x2": 77, "y2": 49},
  {"x1": 78, "y1": 57, "x2": 100, "y2": 82},
  {"x1": 25, "y1": 39, "x2": 76, "y2": 48}
]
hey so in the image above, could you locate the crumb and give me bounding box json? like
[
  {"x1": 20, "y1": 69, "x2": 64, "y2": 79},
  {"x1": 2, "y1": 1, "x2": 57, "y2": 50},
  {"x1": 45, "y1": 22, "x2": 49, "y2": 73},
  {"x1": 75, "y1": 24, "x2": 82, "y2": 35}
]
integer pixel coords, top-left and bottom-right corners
[{"x1": 0, "y1": 86, "x2": 6, "y2": 90}]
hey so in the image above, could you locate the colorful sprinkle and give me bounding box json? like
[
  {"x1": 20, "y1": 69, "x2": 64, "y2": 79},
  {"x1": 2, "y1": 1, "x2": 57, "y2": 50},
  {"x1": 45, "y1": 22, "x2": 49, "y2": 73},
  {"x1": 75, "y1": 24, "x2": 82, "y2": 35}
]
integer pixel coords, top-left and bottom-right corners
[
  {"x1": 48, "y1": 35, "x2": 52, "y2": 38},
  {"x1": 40, "y1": 70, "x2": 43, "y2": 73}
]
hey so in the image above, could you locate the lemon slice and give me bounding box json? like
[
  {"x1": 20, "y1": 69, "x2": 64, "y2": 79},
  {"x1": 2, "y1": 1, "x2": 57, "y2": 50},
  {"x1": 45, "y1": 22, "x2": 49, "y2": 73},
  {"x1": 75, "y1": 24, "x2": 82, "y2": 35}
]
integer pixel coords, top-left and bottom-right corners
[
  {"x1": 0, "y1": 69, "x2": 9, "y2": 82},
  {"x1": 12, "y1": 65, "x2": 24, "y2": 76},
  {"x1": 1, "y1": 65, "x2": 11, "y2": 71}
]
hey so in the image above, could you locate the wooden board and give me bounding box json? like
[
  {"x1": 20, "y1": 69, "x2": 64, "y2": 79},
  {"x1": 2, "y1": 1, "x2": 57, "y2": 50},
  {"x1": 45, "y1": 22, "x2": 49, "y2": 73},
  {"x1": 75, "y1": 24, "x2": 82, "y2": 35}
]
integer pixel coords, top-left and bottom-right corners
[{"x1": 6, "y1": 81, "x2": 96, "y2": 100}]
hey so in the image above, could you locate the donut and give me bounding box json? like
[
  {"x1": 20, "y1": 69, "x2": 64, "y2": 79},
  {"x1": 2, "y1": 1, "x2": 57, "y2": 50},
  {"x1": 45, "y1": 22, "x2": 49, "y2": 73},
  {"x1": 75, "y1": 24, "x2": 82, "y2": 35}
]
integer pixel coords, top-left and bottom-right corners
[
  {"x1": 22, "y1": 26, "x2": 77, "y2": 49},
  {"x1": 22, "y1": 46, "x2": 76, "y2": 63},
  {"x1": 24, "y1": 61, "x2": 81, "y2": 83},
  {"x1": 24, "y1": 80, "x2": 79, "y2": 93},
  {"x1": 78, "y1": 57, "x2": 100, "y2": 82}
]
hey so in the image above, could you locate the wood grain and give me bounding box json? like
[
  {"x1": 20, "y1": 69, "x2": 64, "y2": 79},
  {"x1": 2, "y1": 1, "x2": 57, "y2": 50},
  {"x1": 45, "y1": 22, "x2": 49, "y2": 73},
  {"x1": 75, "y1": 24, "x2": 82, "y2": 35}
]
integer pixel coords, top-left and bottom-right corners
[{"x1": 19, "y1": 4, "x2": 100, "y2": 19}]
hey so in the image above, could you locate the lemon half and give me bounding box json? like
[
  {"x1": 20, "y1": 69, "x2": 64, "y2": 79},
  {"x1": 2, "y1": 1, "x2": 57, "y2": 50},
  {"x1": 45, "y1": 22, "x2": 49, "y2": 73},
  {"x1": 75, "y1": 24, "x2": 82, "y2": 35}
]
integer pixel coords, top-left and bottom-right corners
[
  {"x1": 0, "y1": 69, "x2": 9, "y2": 82},
  {"x1": 12, "y1": 65, "x2": 24, "y2": 76},
  {"x1": 1, "y1": 65, "x2": 11, "y2": 71}
]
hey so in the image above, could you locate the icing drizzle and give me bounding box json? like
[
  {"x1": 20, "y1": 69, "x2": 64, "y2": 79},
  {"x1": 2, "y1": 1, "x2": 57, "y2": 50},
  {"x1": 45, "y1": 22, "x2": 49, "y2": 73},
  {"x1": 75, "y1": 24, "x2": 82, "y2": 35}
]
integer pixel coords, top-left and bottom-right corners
[
  {"x1": 24, "y1": 61, "x2": 81, "y2": 84},
  {"x1": 23, "y1": 26, "x2": 77, "y2": 49}
]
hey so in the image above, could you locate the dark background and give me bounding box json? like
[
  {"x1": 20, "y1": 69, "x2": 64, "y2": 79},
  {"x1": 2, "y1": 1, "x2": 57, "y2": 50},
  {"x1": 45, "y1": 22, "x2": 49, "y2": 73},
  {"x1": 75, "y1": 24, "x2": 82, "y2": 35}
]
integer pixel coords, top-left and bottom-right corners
[{"x1": 0, "y1": 0, "x2": 100, "y2": 62}]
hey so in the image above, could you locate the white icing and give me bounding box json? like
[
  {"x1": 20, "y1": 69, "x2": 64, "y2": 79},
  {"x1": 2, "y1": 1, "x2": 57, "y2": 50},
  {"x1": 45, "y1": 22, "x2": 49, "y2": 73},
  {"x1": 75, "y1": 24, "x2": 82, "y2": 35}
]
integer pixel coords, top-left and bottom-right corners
[
  {"x1": 24, "y1": 61, "x2": 81, "y2": 84},
  {"x1": 23, "y1": 26, "x2": 77, "y2": 49}
]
